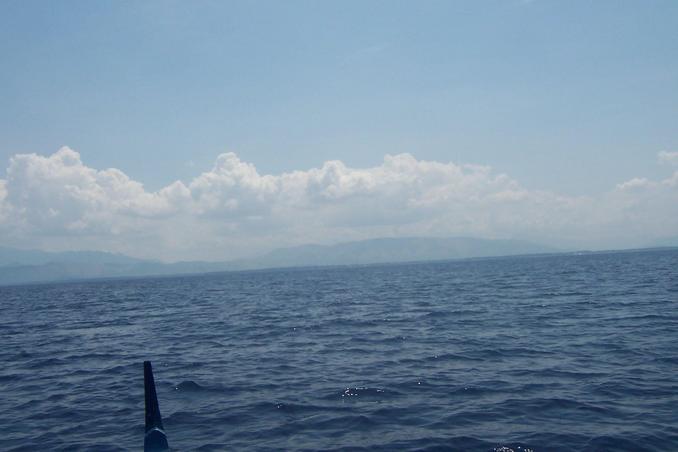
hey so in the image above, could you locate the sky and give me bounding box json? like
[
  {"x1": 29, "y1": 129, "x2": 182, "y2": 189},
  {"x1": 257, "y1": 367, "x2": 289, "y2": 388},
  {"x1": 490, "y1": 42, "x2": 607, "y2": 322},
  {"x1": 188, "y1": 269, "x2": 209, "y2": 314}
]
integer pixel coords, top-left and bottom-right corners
[{"x1": 0, "y1": 0, "x2": 677, "y2": 261}]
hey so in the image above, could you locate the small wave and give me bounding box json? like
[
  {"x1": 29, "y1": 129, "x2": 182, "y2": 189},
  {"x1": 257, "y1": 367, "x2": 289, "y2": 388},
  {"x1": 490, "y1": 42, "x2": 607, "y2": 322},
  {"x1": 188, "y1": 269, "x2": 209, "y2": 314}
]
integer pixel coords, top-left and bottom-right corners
[
  {"x1": 26, "y1": 357, "x2": 67, "y2": 369},
  {"x1": 273, "y1": 402, "x2": 325, "y2": 414},
  {"x1": 325, "y1": 386, "x2": 403, "y2": 400},
  {"x1": 307, "y1": 413, "x2": 379, "y2": 431},
  {"x1": 493, "y1": 446, "x2": 534, "y2": 452},
  {"x1": 174, "y1": 380, "x2": 207, "y2": 392}
]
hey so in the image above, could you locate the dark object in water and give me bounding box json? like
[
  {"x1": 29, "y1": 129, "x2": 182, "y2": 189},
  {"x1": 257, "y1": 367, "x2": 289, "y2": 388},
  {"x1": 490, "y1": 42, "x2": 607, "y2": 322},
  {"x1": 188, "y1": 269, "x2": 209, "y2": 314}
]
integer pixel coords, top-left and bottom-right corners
[{"x1": 144, "y1": 361, "x2": 169, "y2": 451}]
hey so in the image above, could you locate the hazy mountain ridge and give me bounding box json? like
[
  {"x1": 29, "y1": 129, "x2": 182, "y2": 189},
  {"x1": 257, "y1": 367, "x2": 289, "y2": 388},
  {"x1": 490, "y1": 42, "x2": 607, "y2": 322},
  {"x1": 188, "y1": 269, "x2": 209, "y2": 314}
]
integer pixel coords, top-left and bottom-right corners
[
  {"x1": 0, "y1": 247, "x2": 147, "y2": 267},
  {"x1": 255, "y1": 237, "x2": 557, "y2": 267},
  {"x1": 0, "y1": 237, "x2": 558, "y2": 286}
]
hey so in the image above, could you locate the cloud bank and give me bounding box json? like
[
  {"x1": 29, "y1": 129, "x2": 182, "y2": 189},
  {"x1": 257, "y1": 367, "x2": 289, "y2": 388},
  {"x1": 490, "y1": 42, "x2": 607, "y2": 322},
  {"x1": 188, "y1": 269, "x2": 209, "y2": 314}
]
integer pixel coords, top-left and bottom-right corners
[{"x1": 1, "y1": 147, "x2": 676, "y2": 260}]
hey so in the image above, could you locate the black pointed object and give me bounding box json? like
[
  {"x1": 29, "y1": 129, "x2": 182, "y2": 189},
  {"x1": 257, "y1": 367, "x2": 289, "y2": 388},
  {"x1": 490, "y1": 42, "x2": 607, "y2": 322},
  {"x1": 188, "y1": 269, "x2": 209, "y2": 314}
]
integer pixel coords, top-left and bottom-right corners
[{"x1": 144, "y1": 361, "x2": 169, "y2": 451}]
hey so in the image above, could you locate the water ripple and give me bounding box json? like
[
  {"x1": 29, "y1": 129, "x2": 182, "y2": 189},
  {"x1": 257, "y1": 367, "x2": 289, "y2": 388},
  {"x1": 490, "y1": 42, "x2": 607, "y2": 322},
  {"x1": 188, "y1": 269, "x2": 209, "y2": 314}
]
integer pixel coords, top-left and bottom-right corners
[{"x1": 1, "y1": 249, "x2": 677, "y2": 451}]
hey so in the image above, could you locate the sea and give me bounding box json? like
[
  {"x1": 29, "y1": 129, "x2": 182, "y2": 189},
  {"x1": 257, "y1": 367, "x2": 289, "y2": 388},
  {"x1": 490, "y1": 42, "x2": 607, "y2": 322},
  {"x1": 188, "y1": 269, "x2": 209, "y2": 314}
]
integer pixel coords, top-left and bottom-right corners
[{"x1": 1, "y1": 248, "x2": 677, "y2": 451}]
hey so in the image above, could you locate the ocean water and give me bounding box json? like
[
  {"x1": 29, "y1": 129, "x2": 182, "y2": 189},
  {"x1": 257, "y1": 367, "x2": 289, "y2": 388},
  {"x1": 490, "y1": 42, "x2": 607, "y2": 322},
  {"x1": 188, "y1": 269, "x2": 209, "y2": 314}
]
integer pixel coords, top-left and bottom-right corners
[{"x1": 1, "y1": 249, "x2": 677, "y2": 451}]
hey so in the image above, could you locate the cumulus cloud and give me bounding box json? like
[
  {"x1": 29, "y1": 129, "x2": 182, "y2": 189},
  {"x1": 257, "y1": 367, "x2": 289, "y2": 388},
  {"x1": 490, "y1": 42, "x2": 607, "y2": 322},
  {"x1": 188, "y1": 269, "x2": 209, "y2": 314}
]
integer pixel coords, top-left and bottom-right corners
[
  {"x1": 0, "y1": 147, "x2": 677, "y2": 260},
  {"x1": 0, "y1": 179, "x2": 10, "y2": 225},
  {"x1": 654, "y1": 151, "x2": 678, "y2": 187},
  {"x1": 4, "y1": 147, "x2": 190, "y2": 236}
]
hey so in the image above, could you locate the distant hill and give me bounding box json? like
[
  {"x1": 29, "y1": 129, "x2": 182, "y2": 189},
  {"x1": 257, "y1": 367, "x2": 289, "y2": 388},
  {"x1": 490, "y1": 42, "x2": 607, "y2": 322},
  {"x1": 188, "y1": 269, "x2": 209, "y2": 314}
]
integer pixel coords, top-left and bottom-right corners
[
  {"x1": 0, "y1": 247, "x2": 237, "y2": 286},
  {"x1": 0, "y1": 237, "x2": 557, "y2": 286},
  {"x1": 251, "y1": 237, "x2": 557, "y2": 268},
  {"x1": 0, "y1": 247, "x2": 147, "y2": 267}
]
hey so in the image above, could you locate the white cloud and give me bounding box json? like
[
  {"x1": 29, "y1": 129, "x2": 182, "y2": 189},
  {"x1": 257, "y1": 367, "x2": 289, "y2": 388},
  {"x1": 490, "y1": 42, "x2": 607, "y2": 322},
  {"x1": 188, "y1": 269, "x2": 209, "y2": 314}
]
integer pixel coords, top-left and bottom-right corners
[
  {"x1": 659, "y1": 151, "x2": 678, "y2": 165},
  {"x1": 662, "y1": 171, "x2": 678, "y2": 187},
  {"x1": 659, "y1": 150, "x2": 678, "y2": 187},
  {"x1": 616, "y1": 177, "x2": 654, "y2": 191},
  {"x1": 4, "y1": 147, "x2": 190, "y2": 237},
  {"x1": 0, "y1": 179, "x2": 10, "y2": 225},
  {"x1": 0, "y1": 147, "x2": 677, "y2": 260}
]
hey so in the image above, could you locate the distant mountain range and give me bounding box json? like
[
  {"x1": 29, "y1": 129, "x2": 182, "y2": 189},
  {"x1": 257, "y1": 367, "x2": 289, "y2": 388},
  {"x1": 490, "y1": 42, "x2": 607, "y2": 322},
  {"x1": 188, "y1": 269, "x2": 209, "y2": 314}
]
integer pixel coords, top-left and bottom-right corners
[
  {"x1": 0, "y1": 247, "x2": 144, "y2": 267},
  {"x1": 1, "y1": 237, "x2": 560, "y2": 286},
  {"x1": 252, "y1": 237, "x2": 556, "y2": 267}
]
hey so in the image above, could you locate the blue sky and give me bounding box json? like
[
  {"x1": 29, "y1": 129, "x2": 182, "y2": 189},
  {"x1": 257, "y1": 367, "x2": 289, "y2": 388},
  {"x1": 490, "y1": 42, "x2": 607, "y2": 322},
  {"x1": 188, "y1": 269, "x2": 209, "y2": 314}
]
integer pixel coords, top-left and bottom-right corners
[
  {"x1": 2, "y1": 0, "x2": 677, "y2": 192},
  {"x1": 0, "y1": 1, "x2": 677, "y2": 259}
]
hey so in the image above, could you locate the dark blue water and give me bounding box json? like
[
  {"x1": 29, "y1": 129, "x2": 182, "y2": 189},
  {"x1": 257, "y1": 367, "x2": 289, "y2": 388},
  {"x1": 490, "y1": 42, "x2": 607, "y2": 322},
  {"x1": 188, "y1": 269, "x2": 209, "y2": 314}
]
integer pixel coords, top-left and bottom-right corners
[{"x1": 2, "y1": 249, "x2": 677, "y2": 451}]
